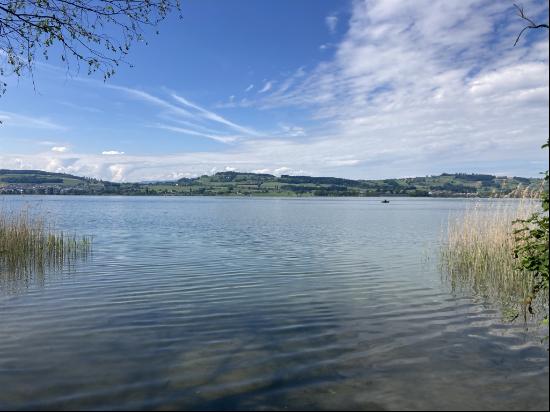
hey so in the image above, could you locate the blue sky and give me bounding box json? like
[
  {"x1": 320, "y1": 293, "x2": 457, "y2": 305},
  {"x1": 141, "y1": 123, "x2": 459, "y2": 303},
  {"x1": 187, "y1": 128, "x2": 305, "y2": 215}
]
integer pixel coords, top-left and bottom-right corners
[{"x1": 0, "y1": 0, "x2": 548, "y2": 182}]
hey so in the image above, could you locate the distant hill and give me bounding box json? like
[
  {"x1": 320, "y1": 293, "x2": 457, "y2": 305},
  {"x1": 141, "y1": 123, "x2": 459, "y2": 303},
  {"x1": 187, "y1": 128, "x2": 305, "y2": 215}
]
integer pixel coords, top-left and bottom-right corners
[
  {"x1": 0, "y1": 169, "x2": 545, "y2": 197},
  {"x1": 0, "y1": 169, "x2": 89, "y2": 184}
]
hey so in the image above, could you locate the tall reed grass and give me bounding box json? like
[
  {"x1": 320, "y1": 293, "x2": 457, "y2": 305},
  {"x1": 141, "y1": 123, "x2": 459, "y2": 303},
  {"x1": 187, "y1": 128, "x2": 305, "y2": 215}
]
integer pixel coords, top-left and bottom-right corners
[
  {"x1": 441, "y1": 198, "x2": 548, "y2": 320},
  {"x1": 0, "y1": 208, "x2": 91, "y2": 276}
]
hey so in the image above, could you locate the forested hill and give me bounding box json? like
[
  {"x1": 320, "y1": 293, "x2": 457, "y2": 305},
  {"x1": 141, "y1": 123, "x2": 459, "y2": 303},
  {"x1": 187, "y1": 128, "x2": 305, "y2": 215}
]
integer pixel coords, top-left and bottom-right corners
[{"x1": 0, "y1": 169, "x2": 545, "y2": 197}]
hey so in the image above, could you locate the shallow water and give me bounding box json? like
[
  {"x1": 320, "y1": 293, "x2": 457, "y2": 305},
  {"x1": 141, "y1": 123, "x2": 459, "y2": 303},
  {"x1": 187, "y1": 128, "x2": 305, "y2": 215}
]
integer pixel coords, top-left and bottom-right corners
[{"x1": 0, "y1": 196, "x2": 548, "y2": 411}]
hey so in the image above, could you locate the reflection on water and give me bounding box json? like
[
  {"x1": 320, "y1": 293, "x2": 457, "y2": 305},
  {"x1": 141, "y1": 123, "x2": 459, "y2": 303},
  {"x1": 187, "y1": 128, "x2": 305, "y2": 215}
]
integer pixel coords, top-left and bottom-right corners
[
  {"x1": 0, "y1": 255, "x2": 91, "y2": 295},
  {"x1": 0, "y1": 196, "x2": 548, "y2": 410},
  {"x1": 440, "y1": 199, "x2": 549, "y2": 325},
  {"x1": 0, "y1": 207, "x2": 92, "y2": 294}
]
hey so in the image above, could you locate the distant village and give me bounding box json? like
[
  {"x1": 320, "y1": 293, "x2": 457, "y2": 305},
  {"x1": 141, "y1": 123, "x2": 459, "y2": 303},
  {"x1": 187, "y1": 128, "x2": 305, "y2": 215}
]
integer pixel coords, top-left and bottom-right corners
[{"x1": 0, "y1": 170, "x2": 544, "y2": 198}]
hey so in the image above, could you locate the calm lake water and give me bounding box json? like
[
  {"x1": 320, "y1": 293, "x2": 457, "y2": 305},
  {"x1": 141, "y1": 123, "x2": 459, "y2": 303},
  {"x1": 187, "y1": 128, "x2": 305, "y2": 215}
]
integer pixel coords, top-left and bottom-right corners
[{"x1": 0, "y1": 196, "x2": 548, "y2": 411}]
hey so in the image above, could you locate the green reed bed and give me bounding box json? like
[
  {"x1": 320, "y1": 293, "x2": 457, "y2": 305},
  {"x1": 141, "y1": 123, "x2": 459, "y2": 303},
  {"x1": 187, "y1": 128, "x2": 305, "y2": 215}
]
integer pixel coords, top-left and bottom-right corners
[
  {"x1": 441, "y1": 199, "x2": 548, "y2": 320},
  {"x1": 0, "y1": 209, "x2": 91, "y2": 275}
]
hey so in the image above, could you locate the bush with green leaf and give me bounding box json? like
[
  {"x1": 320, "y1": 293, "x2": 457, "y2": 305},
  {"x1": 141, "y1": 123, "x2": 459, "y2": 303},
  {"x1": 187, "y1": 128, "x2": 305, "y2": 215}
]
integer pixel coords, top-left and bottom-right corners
[{"x1": 514, "y1": 142, "x2": 549, "y2": 317}]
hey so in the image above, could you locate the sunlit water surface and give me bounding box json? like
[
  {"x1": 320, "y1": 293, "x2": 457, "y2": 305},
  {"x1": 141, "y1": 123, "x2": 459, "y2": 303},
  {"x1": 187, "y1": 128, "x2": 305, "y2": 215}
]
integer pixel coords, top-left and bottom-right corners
[{"x1": 0, "y1": 196, "x2": 548, "y2": 411}]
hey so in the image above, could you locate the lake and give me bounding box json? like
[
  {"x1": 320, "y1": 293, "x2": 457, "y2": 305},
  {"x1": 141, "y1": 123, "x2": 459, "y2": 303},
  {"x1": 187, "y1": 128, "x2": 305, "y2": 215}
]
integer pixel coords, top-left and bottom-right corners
[{"x1": 0, "y1": 196, "x2": 548, "y2": 410}]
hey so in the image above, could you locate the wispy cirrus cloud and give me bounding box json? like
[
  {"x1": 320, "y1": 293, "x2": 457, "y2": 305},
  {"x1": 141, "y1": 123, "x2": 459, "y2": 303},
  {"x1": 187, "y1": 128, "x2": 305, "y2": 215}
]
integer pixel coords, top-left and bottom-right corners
[
  {"x1": 6, "y1": 119, "x2": 543, "y2": 183},
  {"x1": 106, "y1": 84, "x2": 193, "y2": 119},
  {"x1": 170, "y1": 93, "x2": 259, "y2": 136},
  {"x1": 278, "y1": 124, "x2": 306, "y2": 137},
  {"x1": 0, "y1": 111, "x2": 67, "y2": 130},
  {"x1": 154, "y1": 124, "x2": 240, "y2": 144},
  {"x1": 1, "y1": 0, "x2": 548, "y2": 182},
  {"x1": 258, "y1": 81, "x2": 273, "y2": 93},
  {"x1": 105, "y1": 84, "x2": 259, "y2": 142},
  {"x1": 325, "y1": 14, "x2": 338, "y2": 33},
  {"x1": 57, "y1": 100, "x2": 103, "y2": 113},
  {"x1": 238, "y1": 0, "x2": 548, "y2": 177}
]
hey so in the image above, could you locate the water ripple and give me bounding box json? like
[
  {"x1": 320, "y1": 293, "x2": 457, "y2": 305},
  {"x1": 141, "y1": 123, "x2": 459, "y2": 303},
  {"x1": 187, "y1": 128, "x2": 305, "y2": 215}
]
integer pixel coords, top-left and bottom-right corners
[{"x1": 0, "y1": 196, "x2": 548, "y2": 411}]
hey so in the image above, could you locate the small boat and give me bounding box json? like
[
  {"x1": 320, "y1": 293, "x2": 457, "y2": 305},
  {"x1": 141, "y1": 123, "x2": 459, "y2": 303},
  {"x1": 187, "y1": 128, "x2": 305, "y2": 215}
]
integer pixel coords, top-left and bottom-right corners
[{"x1": 381, "y1": 199, "x2": 390, "y2": 203}]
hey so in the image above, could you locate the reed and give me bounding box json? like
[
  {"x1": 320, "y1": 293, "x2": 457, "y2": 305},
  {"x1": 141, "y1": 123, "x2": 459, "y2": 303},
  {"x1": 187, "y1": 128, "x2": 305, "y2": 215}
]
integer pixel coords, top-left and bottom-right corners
[
  {"x1": 441, "y1": 198, "x2": 548, "y2": 319},
  {"x1": 0, "y1": 208, "x2": 91, "y2": 275}
]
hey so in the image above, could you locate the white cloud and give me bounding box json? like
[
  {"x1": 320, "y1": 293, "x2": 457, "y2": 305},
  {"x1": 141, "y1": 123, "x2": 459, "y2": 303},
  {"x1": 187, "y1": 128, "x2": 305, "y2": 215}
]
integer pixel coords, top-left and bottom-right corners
[
  {"x1": 99, "y1": 84, "x2": 260, "y2": 139},
  {"x1": 273, "y1": 166, "x2": 307, "y2": 176},
  {"x1": 0, "y1": 111, "x2": 66, "y2": 130},
  {"x1": 245, "y1": 84, "x2": 254, "y2": 92},
  {"x1": 107, "y1": 84, "x2": 193, "y2": 119},
  {"x1": 468, "y1": 62, "x2": 548, "y2": 99},
  {"x1": 51, "y1": 146, "x2": 68, "y2": 153},
  {"x1": 243, "y1": 0, "x2": 549, "y2": 178},
  {"x1": 258, "y1": 81, "x2": 273, "y2": 93},
  {"x1": 1, "y1": 0, "x2": 548, "y2": 182},
  {"x1": 171, "y1": 93, "x2": 258, "y2": 136},
  {"x1": 251, "y1": 168, "x2": 272, "y2": 174},
  {"x1": 326, "y1": 15, "x2": 338, "y2": 34},
  {"x1": 280, "y1": 124, "x2": 306, "y2": 137},
  {"x1": 102, "y1": 150, "x2": 125, "y2": 155},
  {"x1": 155, "y1": 124, "x2": 239, "y2": 144},
  {"x1": 2, "y1": 121, "x2": 547, "y2": 183},
  {"x1": 109, "y1": 164, "x2": 126, "y2": 181},
  {"x1": 58, "y1": 100, "x2": 103, "y2": 113}
]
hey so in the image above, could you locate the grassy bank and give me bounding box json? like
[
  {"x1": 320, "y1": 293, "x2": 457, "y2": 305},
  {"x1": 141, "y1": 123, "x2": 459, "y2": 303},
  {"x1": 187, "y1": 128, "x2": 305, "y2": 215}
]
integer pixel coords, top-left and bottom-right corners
[
  {"x1": 441, "y1": 198, "x2": 548, "y2": 320},
  {"x1": 0, "y1": 209, "x2": 91, "y2": 275}
]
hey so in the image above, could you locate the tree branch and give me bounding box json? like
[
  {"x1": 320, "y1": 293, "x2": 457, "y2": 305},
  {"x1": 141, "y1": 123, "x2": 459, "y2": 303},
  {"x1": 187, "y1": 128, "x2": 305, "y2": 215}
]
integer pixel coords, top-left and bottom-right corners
[{"x1": 513, "y1": 3, "x2": 549, "y2": 46}]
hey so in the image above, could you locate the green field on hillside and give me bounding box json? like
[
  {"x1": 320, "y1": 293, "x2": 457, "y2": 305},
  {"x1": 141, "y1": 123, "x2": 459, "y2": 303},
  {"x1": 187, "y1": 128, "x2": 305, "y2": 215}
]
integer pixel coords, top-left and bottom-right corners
[{"x1": 0, "y1": 169, "x2": 544, "y2": 197}]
